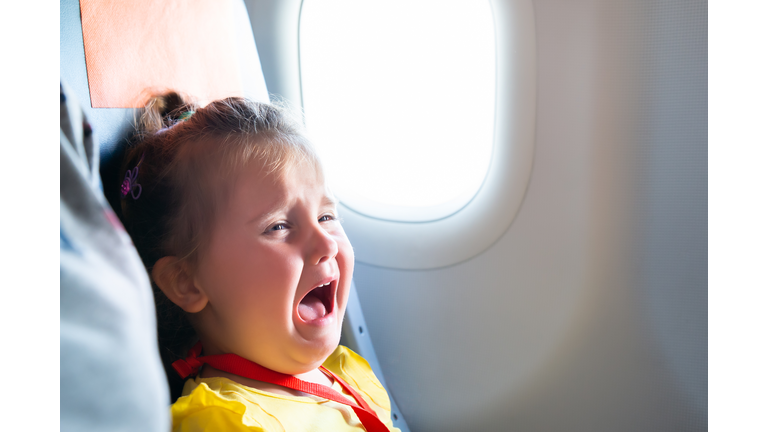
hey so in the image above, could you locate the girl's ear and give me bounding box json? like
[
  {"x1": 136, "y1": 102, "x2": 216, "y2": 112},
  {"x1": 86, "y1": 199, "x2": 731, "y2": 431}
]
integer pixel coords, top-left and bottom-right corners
[{"x1": 152, "y1": 256, "x2": 208, "y2": 313}]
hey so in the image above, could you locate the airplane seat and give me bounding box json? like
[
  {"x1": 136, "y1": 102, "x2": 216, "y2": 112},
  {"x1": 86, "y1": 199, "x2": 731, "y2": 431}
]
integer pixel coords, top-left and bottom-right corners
[
  {"x1": 61, "y1": 1, "x2": 408, "y2": 430},
  {"x1": 61, "y1": 1, "x2": 269, "y2": 429},
  {"x1": 61, "y1": 2, "x2": 172, "y2": 430}
]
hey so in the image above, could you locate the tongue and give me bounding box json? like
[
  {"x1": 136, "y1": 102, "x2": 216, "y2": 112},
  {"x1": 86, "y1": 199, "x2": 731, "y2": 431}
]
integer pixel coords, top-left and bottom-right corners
[{"x1": 298, "y1": 293, "x2": 327, "y2": 321}]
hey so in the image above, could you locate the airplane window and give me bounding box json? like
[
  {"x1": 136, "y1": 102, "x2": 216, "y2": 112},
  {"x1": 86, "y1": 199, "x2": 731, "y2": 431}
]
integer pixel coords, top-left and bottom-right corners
[
  {"x1": 300, "y1": 0, "x2": 495, "y2": 222},
  {"x1": 298, "y1": 0, "x2": 535, "y2": 269}
]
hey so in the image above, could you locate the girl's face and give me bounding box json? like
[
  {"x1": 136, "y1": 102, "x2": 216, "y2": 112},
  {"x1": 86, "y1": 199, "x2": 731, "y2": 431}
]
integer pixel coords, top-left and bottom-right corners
[{"x1": 192, "y1": 159, "x2": 354, "y2": 375}]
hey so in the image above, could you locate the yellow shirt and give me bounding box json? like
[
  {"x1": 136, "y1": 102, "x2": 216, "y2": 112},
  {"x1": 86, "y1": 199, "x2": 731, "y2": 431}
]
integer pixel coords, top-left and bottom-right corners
[{"x1": 171, "y1": 345, "x2": 401, "y2": 432}]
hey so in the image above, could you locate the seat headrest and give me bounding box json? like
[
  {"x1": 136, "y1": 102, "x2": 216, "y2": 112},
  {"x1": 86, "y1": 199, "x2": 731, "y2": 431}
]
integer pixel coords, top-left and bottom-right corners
[{"x1": 60, "y1": 0, "x2": 269, "y2": 211}]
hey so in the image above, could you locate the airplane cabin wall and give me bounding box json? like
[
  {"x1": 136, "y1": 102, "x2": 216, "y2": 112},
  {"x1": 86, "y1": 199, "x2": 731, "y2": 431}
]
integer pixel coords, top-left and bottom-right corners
[{"x1": 244, "y1": 1, "x2": 707, "y2": 431}]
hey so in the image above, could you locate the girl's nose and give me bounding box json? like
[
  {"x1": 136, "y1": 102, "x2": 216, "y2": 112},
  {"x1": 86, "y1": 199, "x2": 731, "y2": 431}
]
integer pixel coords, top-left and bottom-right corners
[{"x1": 308, "y1": 224, "x2": 338, "y2": 265}]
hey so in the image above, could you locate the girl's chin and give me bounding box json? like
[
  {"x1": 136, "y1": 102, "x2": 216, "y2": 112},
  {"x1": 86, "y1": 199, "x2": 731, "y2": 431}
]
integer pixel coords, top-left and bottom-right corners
[{"x1": 289, "y1": 334, "x2": 342, "y2": 367}]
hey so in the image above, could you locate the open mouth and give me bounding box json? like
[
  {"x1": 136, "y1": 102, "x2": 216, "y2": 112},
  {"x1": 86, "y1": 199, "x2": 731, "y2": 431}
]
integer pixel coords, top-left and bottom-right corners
[{"x1": 297, "y1": 280, "x2": 335, "y2": 322}]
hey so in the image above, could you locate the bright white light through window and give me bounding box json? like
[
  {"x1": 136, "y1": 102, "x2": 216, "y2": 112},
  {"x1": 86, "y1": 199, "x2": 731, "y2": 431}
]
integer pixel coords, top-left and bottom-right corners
[{"x1": 300, "y1": 0, "x2": 495, "y2": 222}]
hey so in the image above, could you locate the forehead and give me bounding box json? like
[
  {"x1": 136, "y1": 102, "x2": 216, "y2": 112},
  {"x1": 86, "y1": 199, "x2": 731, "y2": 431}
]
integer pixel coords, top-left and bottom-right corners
[{"x1": 229, "y1": 158, "x2": 334, "y2": 212}]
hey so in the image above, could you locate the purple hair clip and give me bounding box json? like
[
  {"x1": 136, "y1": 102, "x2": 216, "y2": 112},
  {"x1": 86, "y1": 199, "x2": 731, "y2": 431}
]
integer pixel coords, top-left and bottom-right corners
[{"x1": 120, "y1": 152, "x2": 144, "y2": 200}]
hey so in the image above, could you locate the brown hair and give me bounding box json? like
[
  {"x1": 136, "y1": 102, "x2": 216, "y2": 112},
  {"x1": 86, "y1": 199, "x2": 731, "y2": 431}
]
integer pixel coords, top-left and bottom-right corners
[{"x1": 119, "y1": 92, "x2": 319, "y2": 401}]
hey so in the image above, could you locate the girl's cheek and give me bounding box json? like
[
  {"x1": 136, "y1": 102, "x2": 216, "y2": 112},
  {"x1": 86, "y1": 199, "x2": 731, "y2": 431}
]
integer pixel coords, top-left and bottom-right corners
[{"x1": 338, "y1": 242, "x2": 354, "y2": 269}]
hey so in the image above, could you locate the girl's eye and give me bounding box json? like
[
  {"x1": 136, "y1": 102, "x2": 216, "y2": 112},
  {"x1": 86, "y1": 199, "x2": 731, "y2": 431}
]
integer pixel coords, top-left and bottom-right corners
[
  {"x1": 270, "y1": 223, "x2": 288, "y2": 231},
  {"x1": 319, "y1": 215, "x2": 336, "y2": 222}
]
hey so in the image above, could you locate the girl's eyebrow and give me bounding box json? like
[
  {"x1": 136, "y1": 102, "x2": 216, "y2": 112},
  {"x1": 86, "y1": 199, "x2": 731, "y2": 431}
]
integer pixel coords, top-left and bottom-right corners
[
  {"x1": 248, "y1": 199, "x2": 290, "y2": 225},
  {"x1": 248, "y1": 195, "x2": 338, "y2": 224},
  {"x1": 321, "y1": 194, "x2": 339, "y2": 207}
]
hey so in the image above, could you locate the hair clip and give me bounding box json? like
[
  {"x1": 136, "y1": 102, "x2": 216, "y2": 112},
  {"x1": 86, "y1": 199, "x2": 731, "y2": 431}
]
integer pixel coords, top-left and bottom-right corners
[
  {"x1": 155, "y1": 111, "x2": 196, "y2": 135},
  {"x1": 178, "y1": 110, "x2": 195, "y2": 121},
  {"x1": 120, "y1": 152, "x2": 144, "y2": 200}
]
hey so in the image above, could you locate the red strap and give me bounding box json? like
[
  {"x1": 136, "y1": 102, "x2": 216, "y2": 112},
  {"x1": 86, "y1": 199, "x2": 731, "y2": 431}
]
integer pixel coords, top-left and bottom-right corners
[{"x1": 172, "y1": 342, "x2": 390, "y2": 432}]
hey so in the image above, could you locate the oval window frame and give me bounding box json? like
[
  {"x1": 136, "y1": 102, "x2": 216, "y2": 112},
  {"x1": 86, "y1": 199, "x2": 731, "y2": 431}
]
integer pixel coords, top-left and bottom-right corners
[{"x1": 299, "y1": 0, "x2": 536, "y2": 269}]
